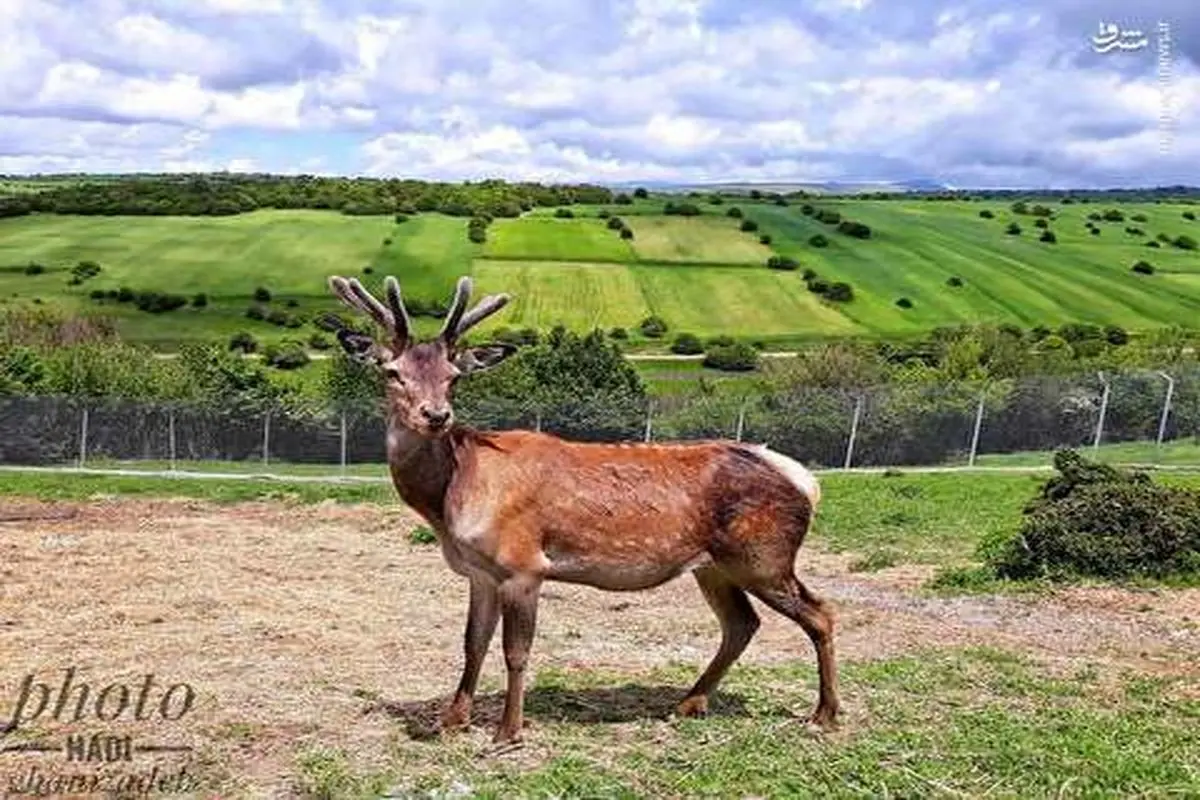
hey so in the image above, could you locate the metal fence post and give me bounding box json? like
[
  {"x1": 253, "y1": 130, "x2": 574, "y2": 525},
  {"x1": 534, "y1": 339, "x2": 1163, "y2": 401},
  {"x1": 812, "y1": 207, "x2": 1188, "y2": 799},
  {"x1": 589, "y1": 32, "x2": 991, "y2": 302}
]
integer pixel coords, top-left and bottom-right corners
[
  {"x1": 1157, "y1": 371, "x2": 1175, "y2": 447},
  {"x1": 643, "y1": 401, "x2": 654, "y2": 443},
  {"x1": 734, "y1": 403, "x2": 746, "y2": 443},
  {"x1": 843, "y1": 395, "x2": 863, "y2": 470},
  {"x1": 339, "y1": 411, "x2": 348, "y2": 477},
  {"x1": 968, "y1": 392, "x2": 986, "y2": 468},
  {"x1": 168, "y1": 408, "x2": 177, "y2": 472},
  {"x1": 1093, "y1": 372, "x2": 1111, "y2": 451},
  {"x1": 262, "y1": 410, "x2": 271, "y2": 467},
  {"x1": 78, "y1": 404, "x2": 89, "y2": 468}
]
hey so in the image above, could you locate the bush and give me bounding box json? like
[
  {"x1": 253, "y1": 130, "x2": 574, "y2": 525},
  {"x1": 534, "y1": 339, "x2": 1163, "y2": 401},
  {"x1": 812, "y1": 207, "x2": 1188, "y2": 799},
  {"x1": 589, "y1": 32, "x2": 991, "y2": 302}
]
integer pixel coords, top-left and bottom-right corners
[
  {"x1": 308, "y1": 332, "x2": 332, "y2": 350},
  {"x1": 1039, "y1": 230, "x2": 1057, "y2": 243},
  {"x1": 806, "y1": 278, "x2": 830, "y2": 295},
  {"x1": 801, "y1": 268, "x2": 817, "y2": 281},
  {"x1": 245, "y1": 304, "x2": 267, "y2": 321},
  {"x1": 191, "y1": 293, "x2": 208, "y2": 308},
  {"x1": 117, "y1": 286, "x2": 135, "y2": 303},
  {"x1": 134, "y1": 291, "x2": 188, "y2": 313},
  {"x1": 1034, "y1": 218, "x2": 1049, "y2": 229},
  {"x1": 766, "y1": 255, "x2": 799, "y2": 271},
  {"x1": 24, "y1": 263, "x2": 45, "y2": 275},
  {"x1": 614, "y1": 194, "x2": 633, "y2": 205},
  {"x1": 1131, "y1": 213, "x2": 1148, "y2": 222},
  {"x1": 1089, "y1": 228, "x2": 1100, "y2": 236},
  {"x1": 663, "y1": 202, "x2": 700, "y2": 216},
  {"x1": 814, "y1": 209, "x2": 842, "y2": 225},
  {"x1": 608, "y1": 327, "x2": 628, "y2": 340},
  {"x1": 363, "y1": 266, "x2": 374, "y2": 274},
  {"x1": 1173, "y1": 234, "x2": 1197, "y2": 250},
  {"x1": 633, "y1": 187, "x2": 648, "y2": 199},
  {"x1": 88, "y1": 289, "x2": 106, "y2": 300},
  {"x1": 946, "y1": 276, "x2": 964, "y2": 287},
  {"x1": 837, "y1": 220, "x2": 871, "y2": 239},
  {"x1": 1101, "y1": 208, "x2": 1125, "y2": 222},
  {"x1": 229, "y1": 331, "x2": 258, "y2": 353},
  {"x1": 1131, "y1": 260, "x2": 1155, "y2": 275},
  {"x1": 978, "y1": 209, "x2": 994, "y2": 219},
  {"x1": 726, "y1": 207, "x2": 743, "y2": 218},
  {"x1": 895, "y1": 297, "x2": 914, "y2": 309},
  {"x1": 773, "y1": 196, "x2": 788, "y2": 207},
  {"x1": 739, "y1": 219, "x2": 759, "y2": 232},
  {"x1": 1005, "y1": 222, "x2": 1021, "y2": 235},
  {"x1": 619, "y1": 226, "x2": 634, "y2": 239},
  {"x1": 467, "y1": 226, "x2": 487, "y2": 244},
  {"x1": 1104, "y1": 325, "x2": 1129, "y2": 346},
  {"x1": 394, "y1": 213, "x2": 409, "y2": 224},
  {"x1": 1184, "y1": 211, "x2": 1197, "y2": 221},
  {"x1": 264, "y1": 342, "x2": 310, "y2": 370},
  {"x1": 606, "y1": 216, "x2": 625, "y2": 231},
  {"x1": 382, "y1": 237, "x2": 393, "y2": 245},
  {"x1": 639, "y1": 315, "x2": 668, "y2": 338},
  {"x1": 808, "y1": 233, "x2": 829, "y2": 248},
  {"x1": 71, "y1": 260, "x2": 102, "y2": 282},
  {"x1": 703, "y1": 342, "x2": 759, "y2": 372},
  {"x1": 554, "y1": 208, "x2": 575, "y2": 218},
  {"x1": 706, "y1": 335, "x2": 735, "y2": 348},
  {"x1": 985, "y1": 450, "x2": 1200, "y2": 581},
  {"x1": 824, "y1": 282, "x2": 854, "y2": 302},
  {"x1": 670, "y1": 333, "x2": 704, "y2": 355},
  {"x1": 1146, "y1": 239, "x2": 1160, "y2": 247},
  {"x1": 708, "y1": 194, "x2": 724, "y2": 205},
  {"x1": 1125, "y1": 226, "x2": 1145, "y2": 236},
  {"x1": 800, "y1": 204, "x2": 814, "y2": 216},
  {"x1": 758, "y1": 234, "x2": 772, "y2": 245},
  {"x1": 597, "y1": 209, "x2": 611, "y2": 219},
  {"x1": 253, "y1": 287, "x2": 272, "y2": 303}
]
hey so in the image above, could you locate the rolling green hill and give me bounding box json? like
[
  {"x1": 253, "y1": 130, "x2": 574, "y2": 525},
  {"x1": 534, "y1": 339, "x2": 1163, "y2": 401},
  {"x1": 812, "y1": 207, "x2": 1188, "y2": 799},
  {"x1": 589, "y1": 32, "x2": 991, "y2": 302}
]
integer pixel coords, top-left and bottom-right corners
[{"x1": 1, "y1": 198, "x2": 1197, "y2": 350}]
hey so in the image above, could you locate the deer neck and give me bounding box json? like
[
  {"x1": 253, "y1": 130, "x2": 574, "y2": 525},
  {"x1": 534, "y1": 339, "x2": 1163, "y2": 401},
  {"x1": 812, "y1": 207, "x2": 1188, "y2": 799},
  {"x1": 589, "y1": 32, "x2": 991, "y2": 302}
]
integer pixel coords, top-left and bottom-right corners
[{"x1": 386, "y1": 421, "x2": 459, "y2": 528}]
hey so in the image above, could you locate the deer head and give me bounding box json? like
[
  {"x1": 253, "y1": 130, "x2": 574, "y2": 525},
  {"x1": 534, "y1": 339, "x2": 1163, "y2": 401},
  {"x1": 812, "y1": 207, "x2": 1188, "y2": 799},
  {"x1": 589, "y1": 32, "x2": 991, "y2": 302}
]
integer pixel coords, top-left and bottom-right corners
[{"x1": 323, "y1": 275, "x2": 516, "y2": 436}]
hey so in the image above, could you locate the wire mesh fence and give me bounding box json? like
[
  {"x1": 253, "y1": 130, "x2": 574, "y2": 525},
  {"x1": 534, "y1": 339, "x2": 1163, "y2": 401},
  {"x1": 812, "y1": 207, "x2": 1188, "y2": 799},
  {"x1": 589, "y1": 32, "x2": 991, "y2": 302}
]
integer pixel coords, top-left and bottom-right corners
[{"x1": 2, "y1": 368, "x2": 1199, "y2": 476}]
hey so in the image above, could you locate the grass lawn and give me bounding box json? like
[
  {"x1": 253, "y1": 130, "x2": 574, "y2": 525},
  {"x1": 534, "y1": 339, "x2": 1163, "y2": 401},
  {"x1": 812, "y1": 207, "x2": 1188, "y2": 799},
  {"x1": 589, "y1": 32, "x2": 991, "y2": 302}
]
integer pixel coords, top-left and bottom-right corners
[
  {"x1": 973, "y1": 437, "x2": 1200, "y2": 468},
  {"x1": 483, "y1": 217, "x2": 636, "y2": 262},
  {"x1": 626, "y1": 215, "x2": 772, "y2": 264}
]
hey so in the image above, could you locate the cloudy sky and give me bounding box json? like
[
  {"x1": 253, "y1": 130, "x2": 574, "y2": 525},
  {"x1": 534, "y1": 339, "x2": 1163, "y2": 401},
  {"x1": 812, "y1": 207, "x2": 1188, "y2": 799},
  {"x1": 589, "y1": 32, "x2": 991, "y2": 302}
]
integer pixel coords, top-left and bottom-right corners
[{"x1": 1, "y1": 0, "x2": 1197, "y2": 188}]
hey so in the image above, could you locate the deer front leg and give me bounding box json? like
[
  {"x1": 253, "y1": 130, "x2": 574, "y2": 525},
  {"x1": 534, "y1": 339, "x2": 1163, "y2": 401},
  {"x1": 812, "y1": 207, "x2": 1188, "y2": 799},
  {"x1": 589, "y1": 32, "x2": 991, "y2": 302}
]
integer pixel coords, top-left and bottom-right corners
[
  {"x1": 441, "y1": 576, "x2": 500, "y2": 732},
  {"x1": 494, "y1": 574, "x2": 542, "y2": 745}
]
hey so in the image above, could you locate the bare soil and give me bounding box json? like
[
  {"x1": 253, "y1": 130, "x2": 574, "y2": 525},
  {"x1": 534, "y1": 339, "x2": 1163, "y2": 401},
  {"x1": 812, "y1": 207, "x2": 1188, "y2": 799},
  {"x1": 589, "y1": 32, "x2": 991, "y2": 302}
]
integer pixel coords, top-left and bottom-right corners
[{"x1": 2, "y1": 498, "x2": 1198, "y2": 797}]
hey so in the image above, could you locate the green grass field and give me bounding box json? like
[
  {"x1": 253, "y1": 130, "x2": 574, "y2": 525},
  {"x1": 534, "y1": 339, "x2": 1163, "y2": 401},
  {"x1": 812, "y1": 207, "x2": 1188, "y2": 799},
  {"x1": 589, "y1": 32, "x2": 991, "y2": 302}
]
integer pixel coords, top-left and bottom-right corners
[{"x1": 3, "y1": 199, "x2": 1199, "y2": 348}]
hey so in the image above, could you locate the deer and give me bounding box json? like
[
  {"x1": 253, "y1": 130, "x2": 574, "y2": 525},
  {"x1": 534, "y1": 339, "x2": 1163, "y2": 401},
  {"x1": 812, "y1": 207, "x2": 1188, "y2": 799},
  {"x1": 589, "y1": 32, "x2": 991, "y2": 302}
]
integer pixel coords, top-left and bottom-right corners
[{"x1": 323, "y1": 273, "x2": 839, "y2": 746}]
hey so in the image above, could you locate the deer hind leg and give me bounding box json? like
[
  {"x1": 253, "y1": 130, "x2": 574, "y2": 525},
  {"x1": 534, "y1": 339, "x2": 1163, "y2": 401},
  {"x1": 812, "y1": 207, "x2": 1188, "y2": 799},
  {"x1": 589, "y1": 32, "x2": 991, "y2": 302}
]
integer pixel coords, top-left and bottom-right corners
[
  {"x1": 677, "y1": 567, "x2": 760, "y2": 717},
  {"x1": 748, "y1": 574, "x2": 839, "y2": 728},
  {"x1": 493, "y1": 574, "x2": 541, "y2": 745}
]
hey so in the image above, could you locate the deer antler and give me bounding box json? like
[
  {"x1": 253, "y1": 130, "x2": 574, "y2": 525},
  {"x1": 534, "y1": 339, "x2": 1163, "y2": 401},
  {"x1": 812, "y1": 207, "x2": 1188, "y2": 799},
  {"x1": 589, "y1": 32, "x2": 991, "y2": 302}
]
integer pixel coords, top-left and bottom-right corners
[
  {"x1": 327, "y1": 275, "x2": 411, "y2": 351},
  {"x1": 438, "y1": 276, "x2": 510, "y2": 346}
]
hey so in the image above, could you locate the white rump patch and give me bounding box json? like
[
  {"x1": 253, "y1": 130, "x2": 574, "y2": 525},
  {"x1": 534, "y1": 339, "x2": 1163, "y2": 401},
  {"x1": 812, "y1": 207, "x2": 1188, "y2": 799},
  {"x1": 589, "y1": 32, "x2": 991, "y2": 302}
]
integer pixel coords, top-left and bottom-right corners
[{"x1": 750, "y1": 445, "x2": 821, "y2": 509}]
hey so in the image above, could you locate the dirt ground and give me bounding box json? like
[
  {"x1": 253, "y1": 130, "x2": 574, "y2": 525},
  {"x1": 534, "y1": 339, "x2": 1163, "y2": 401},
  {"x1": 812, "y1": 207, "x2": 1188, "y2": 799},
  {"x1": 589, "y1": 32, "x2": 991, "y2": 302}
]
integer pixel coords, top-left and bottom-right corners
[{"x1": 2, "y1": 498, "x2": 1199, "y2": 797}]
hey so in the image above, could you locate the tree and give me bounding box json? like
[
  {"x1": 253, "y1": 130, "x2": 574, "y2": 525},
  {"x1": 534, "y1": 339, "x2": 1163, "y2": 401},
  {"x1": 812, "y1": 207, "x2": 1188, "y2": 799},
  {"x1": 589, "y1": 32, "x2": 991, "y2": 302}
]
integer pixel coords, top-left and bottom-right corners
[
  {"x1": 759, "y1": 234, "x2": 772, "y2": 245},
  {"x1": 619, "y1": 226, "x2": 634, "y2": 239},
  {"x1": 766, "y1": 255, "x2": 799, "y2": 271},
  {"x1": 824, "y1": 282, "x2": 854, "y2": 302},
  {"x1": 946, "y1": 276, "x2": 964, "y2": 287},
  {"x1": 229, "y1": 331, "x2": 258, "y2": 353},
  {"x1": 703, "y1": 342, "x2": 759, "y2": 371},
  {"x1": 633, "y1": 187, "x2": 648, "y2": 199},
  {"x1": 896, "y1": 297, "x2": 914, "y2": 309},
  {"x1": 253, "y1": 286, "x2": 272, "y2": 302},
  {"x1": 808, "y1": 234, "x2": 829, "y2": 248},
  {"x1": 837, "y1": 220, "x2": 871, "y2": 239},
  {"x1": 670, "y1": 333, "x2": 704, "y2": 355},
  {"x1": 1006, "y1": 222, "x2": 1021, "y2": 235},
  {"x1": 554, "y1": 208, "x2": 575, "y2": 218},
  {"x1": 739, "y1": 219, "x2": 759, "y2": 232},
  {"x1": 979, "y1": 209, "x2": 995, "y2": 219},
  {"x1": 1131, "y1": 260, "x2": 1155, "y2": 275},
  {"x1": 191, "y1": 293, "x2": 208, "y2": 308},
  {"x1": 614, "y1": 193, "x2": 633, "y2": 205},
  {"x1": 726, "y1": 207, "x2": 744, "y2": 218},
  {"x1": 1039, "y1": 230, "x2": 1057, "y2": 243},
  {"x1": 639, "y1": 315, "x2": 668, "y2": 338}
]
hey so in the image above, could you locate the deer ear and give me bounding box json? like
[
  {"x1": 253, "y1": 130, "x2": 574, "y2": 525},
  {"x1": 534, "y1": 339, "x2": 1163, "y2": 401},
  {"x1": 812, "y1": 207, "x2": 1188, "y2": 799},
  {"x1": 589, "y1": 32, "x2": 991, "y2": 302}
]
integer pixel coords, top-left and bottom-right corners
[
  {"x1": 336, "y1": 329, "x2": 389, "y2": 365},
  {"x1": 454, "y1": 343, "x2": 517, "y2": 374}
]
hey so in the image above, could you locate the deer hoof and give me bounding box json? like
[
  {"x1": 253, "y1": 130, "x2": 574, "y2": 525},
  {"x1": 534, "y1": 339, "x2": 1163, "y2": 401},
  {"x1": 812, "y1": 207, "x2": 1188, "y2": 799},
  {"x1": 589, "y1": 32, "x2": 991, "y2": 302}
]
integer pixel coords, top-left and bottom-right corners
[
  {"x1": 439, "y1": 705, "x2": 471, "y2": 732},
  {"x1": 676, "y1": 695, "x2": 708, "y2": 718}
]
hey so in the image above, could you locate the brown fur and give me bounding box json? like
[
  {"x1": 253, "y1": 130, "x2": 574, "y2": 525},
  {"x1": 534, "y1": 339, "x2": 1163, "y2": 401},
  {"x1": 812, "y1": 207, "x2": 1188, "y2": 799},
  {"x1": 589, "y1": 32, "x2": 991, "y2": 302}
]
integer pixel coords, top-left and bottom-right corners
[{"x1": 326, "y1": 274, "x2": 839, "y2": 745}]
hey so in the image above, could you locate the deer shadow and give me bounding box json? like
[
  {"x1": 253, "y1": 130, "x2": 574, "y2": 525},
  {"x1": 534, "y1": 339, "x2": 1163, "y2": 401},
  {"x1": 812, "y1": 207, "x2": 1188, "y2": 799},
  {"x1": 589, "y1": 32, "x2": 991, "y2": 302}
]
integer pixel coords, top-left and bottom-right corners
[{"x1": 367, "y1": 683, "x2": 756, "y2": 741}]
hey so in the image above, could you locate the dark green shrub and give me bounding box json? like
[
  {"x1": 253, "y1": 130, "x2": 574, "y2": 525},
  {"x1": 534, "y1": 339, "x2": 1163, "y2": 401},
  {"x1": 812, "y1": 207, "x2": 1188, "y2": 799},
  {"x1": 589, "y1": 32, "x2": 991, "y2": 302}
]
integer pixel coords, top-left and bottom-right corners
[
  {"x1": 394, "y1": 213, "x2": 409, "y2": 224},
  {"x1": 758, "y1": 234, "x2": 772, "y2": 245},
  {"x1": 807, "y1": 278, "x2": 830, "y2": 295},
  {"x1": 896, "y1": 297, "x2": 913, "y2": 309},
  {"x1": 363, "y1": 266, "x2": 374, "y2": 274},
  {"x1": 837, "y1": 220, "x2": 871, "y2": 239},
  {"x1": 606, "y1": 216, "x2": 625, "y2": 230},
  {"x1": 229, "y1": 331, "x2": 258, "y2": 353},
  {"x1": 708, "y1": 194, "x2": 724, "y2": 205},
  {"x1": 946, "y1": 276, "x2": 964, "y2": 287},
  {"x1": 986, "y1": 450, "x2": 1200, "y2": 581},
  {"x1": 703, "y1": 342, "x2": 759, "y2": 371},
  {"x1": 670, "y1": 333, "x2": 704, "y2": 355},
  {"x1": 614, "y1": 194, "x2": 633, "y2": 205},
  {"x1": 766, "y1": 255, "x2": 799, "y2": 270},
  {"x1": 808, "y1": 233, "x2": 829, "y2": 248},
  {"x1": 554, "y1": 208, "x2": 575, "y2": 218},
  {"x1": 308, "y1": 332, "x2": 332, "y2": 350},
  {"x1": 598, "y1": 209, "x2": 611, "y2": 219},
  {"x1": 245, "y1": 304, "x2": 267, "y2": 321},
  {"x1": 620, "y1": 226, "x2": 634, "y2": 240},
  {"x1": 824, "y1": 282, "x2": 854, "y2": 302},
  {"x1": 633, "y1": 187, "x2": 648, "y2": 199},
  {"x1": 608, "y1": 327, "x2": 627, "y2": 340},
  {"x1": 814, "y1": 209, "x2": 841, "y2": 225},
  {"x1": 24, "y1": 263, "x2": 45, "y2": 275},
  {"x1": 1034, "y1": 218, "x2": 1049, "y2": 229},
  {"x1": 739, "y1": 219, "x2": 759, "y2": 232},
  {"x1": 264, "y1": 342, "x2": 310, "y2": 370},
  {"x1": 1184, "y1": 211, "x2": 1196, "y2": 221},
  {"x1": 1101, "y1": 208, "x2": 1125, "y2": 222},
  {"x1": 800, "y1": 204, "x2": 814, "y2": 216},
  {"x1": 253, "y1": 286, "x2": 272, "y2": 302},
  {"x1": 1173, "y1": 234, "x2": 1197, "y2": 250},
  {"x1": 726, "y1": 206, "x2": 743, "y2": 218},
  {"x1": 192, "y1": 293, "x2": 208, "y2": 308},
  {"x1": 1005, "y1": 222, "x2": 1021, "y2": 235},
  {"x1": 89, "y1": 289, "x2": 106, "y2": 300},
  {"x1": 1131, "y1": 213, "x2": 1148, "y2": 222},
  {"x1": 1104, "y1": 325, "x2": 1129, "y2": 346},
  {"x1": 1146, "y1": 239, "x2": 1160, "y2": 247},
  {"x1": 706, "y1": 335, "x2": 735, "y2": 348},
  {"x1": 1039, "y1": 230, "x2": 1057, "y2": 243},
  {"x1": 1131, "y1": 260, "x2": 1155, "y2": 275},
  {"x1": 639, "y1": 315, "x2": 668, "y2": 338},
  {"x1": 978, "y1": 209, "x2": 994, "y2": 219}
]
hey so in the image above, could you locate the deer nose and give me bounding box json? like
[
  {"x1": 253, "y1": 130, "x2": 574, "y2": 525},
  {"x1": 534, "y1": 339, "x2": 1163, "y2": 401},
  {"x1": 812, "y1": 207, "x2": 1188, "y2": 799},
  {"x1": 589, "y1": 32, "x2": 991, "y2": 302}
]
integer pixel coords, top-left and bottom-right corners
[{"x1": 421, "y1": 406, "x2": 452, "y2": 428}]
